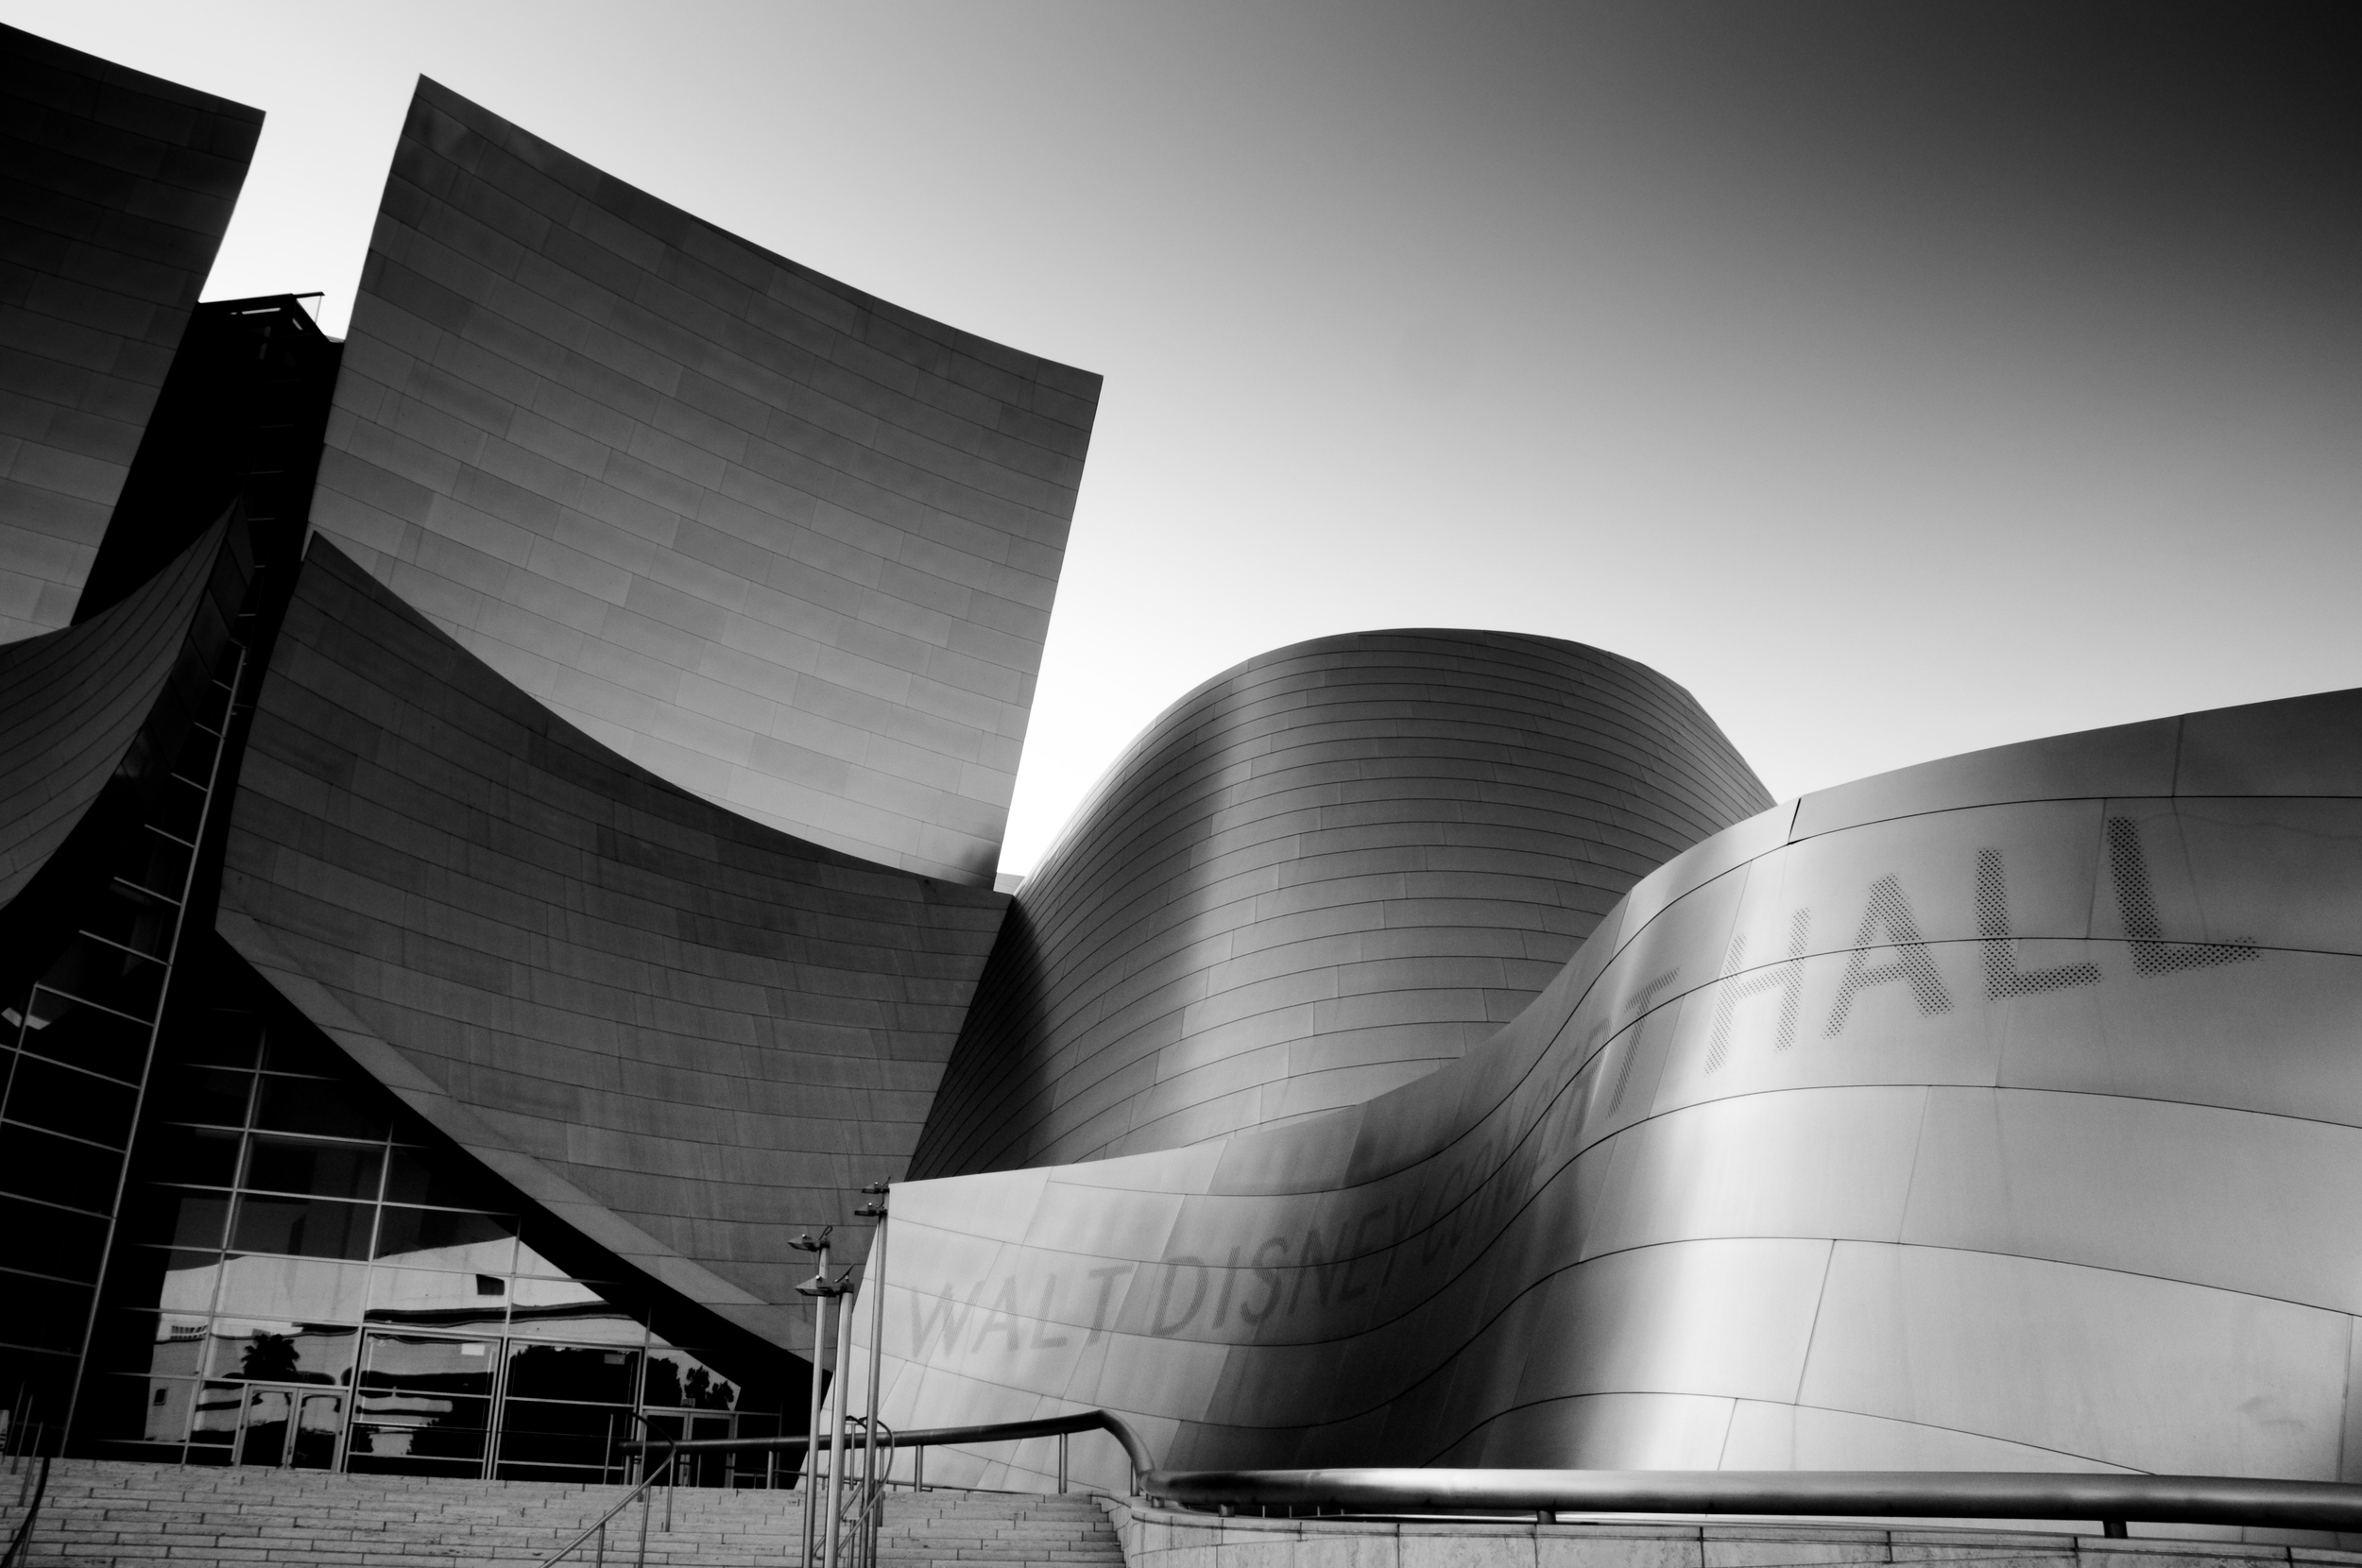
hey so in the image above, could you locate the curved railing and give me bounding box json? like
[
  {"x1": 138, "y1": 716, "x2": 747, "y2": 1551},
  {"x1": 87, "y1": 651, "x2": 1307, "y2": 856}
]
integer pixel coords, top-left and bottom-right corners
[
  {"x1": 1140, "y1": 1467, "x2": 2362, "y2": 1536},
  {"x1": 623, "y1": 1407, "x2": 2362, "y2": 1536},
  {"x1": 621, "y1": 1407, "x2": 1157, "y2": 1568},
  {"x1": 622, "y1": 1406, "x2": 1156, "y2": 1487}
]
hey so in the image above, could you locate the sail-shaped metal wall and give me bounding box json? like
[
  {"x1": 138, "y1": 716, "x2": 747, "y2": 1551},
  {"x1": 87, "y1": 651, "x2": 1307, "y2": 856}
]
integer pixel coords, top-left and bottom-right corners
[
  {"x1": 217, "y1": 539, "x2": 1008, "y2": 1355},
  {"x1": 311, "y1": 80, "x2": 1098, "y2": 886},
  {"x1": 0, "y1": 25, "x2": 261, "y2": 640}
]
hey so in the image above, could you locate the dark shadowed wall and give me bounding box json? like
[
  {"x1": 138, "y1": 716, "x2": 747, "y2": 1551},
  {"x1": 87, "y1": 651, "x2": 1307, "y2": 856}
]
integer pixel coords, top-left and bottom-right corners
[
  {"x1": 216, "y1": 537, "x2": 1008, "y2": 1353},
  {"x1": 911, "y1": 630, "x2": 1771, "y2": 1175},
  {"x1": 309, "y1": 78, "x2": 1099, "y2": 886},
  {"x1": 0, "y1": 25, "x2": 259, "y2": 640}
]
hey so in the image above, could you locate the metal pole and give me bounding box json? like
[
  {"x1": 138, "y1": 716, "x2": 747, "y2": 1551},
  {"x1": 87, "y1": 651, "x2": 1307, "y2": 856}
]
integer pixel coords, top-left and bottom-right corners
[
  {"x1": 636, "y1": 1457, "x2": 655, "y2": 1568},
  {"x1": 824, "y1": 1289, "x2": 854, "y2": 1568},
  {"x1": 796, "y1": 1233, "x2": 831, "y2": 1568},
  {"x1": 1058, "y1": 1431, "x2": 1068, "y2": 1494},
  {"x1": 857, "y1": 1184, "x2": 890, "y2": 1568}
]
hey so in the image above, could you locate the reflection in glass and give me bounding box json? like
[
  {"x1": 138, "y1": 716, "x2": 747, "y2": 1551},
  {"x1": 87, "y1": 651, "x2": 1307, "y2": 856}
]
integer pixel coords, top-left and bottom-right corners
[
  {"x1": 507, "y1": 1341, "x2": 638, "y2": 1405},
  {"x1": 19, "y1": 994, "x2": 151, "y2": 1082},
  {"x1": 212, "y1": 1256, "x2": 370, "y2": 1322},
  {"x1": 254, "y1": 1076, "x2": 387, "y2": 1141},
  {"x1": 154, "y1": 1253, "x2": 224, "y2": 1315},
  {"x1": 180, "y1": 1014, "x2": 264, "y2": 1069},
  {"x1": 230, "y1": 1193, "x2": 373, "y2": 1260},
  {"x1": 110, "y1": 1015, "x2": 772, "y2": 1477},
  {"x1": 644, "y1": 1347, "x2": 740, "y2": 1411},
  {"x1": 169, "y1": 1065, "x2": 256, "y2": 1127},
  {"x1": 293, "y1": 1391, "x2": 342, "y2": 1468},
  {"x1": 152, "y1": 1125, "x2": 241, "y2": 1185},
  {"x1": 364, "y1": 1265, "x2": 509, "y2": 1333},
  {"x1": 243, "y1": 1135, "x2": 383, "y2": 1201},
  {"x1": 373, "y1": 1204, "x2": 513, "y2": 1262},
  {"x1": 505, "y1": 1290, "x2": 642, "y2": 1343},
  {"x1": 198, "y1": 1320, "x2": 359, "y2": 1386},
  {"x1": 498, "y1": 1397, "x2": 629, "y2": 1476},
  {"x1": 146, "y1": 1317, "x2": 210, "y2": 1378},
  {"x1": 363, "y1": 1332, "x2": 495, "y2": 1397},
  {"x1": 142, "y1": 1376, "x2": 197, "y2": 1443},
  {"x1": 384, "y1": 1145, "x2": 496, "y2": 1209},
  {"x1": 351, "y1": 1332, "x2": 494, "y2": 1474},
  {"x1": 144, "y1": 1189, "x2": 231, "y2": 1253},
  {"x1": 240, "y1": 1386, "x2": 292, "y2": 1466},
  {"x1": 187, "y1": 1381, "x2": 242, "y2": 1450}
]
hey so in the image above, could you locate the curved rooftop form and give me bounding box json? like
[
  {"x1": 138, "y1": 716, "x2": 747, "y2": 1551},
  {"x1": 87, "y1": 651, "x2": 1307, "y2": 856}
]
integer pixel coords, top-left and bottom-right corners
[
  {"x1": 853, "y1": 684, "x2": 2362, "y2": 1497},
  {"x1": 309, "y1": 78, "x2": 1100, "y2": 887},
  {"x1": 216, "y1": 537, "x2": 1009, "y2": 1354},
  {"x1": 910, "y1": 630, "x2": 1772, "y2": 1176},
  {"x1": 0, "y1": 26, "x2": 261, "y2": 640}
]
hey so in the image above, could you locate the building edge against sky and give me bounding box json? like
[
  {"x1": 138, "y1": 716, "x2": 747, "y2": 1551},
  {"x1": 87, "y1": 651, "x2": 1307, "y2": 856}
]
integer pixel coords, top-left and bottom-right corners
[
  {"x1": 0, "y1": 26, "x2": 260, "y2": 642},
  {"x1": 7, "y1": 20, "x2": 2362, "y2": 1510},
  {"x1": 313, "y1": 77, "x2": 1099, "y2": 887},
  {"x1": 911, "y1": 629, "x2": 1773, "y2": 1178}
]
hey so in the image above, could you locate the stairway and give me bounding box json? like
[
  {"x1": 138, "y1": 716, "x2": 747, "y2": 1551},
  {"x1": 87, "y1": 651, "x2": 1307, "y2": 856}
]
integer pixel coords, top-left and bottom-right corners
[{"x1": 0, "y1": 1459, "x2": 1128, "y2": 1566}]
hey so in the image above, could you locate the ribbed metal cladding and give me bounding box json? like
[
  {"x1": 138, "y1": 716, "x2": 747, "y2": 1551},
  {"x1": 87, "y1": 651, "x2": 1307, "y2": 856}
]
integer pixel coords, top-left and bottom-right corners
[{"x1": 910, "y1": 629, "x2": 1772, "y2": 1176}]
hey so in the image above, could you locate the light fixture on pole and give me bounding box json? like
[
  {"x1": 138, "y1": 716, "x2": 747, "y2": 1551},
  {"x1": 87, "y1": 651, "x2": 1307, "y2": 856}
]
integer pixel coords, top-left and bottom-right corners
[
  {"x1": 855, "y1": 1182, "x2": 890, "y2": 1549},
  {"x1": 790, "y1": 1227, "x2": 836, "y2": 1568}
]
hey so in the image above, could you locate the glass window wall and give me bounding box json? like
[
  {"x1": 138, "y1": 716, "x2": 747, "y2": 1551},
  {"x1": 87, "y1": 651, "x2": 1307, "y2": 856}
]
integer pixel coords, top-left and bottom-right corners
[{"x1": 93, "y1": 1009, "x2": 779, "y2": 1482}]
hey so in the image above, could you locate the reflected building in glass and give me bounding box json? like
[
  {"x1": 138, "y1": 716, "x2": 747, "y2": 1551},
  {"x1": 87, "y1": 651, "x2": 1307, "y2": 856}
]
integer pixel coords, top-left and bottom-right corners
[
  {"x1": 107, "y1": 991, "x2": 751, "y2": 1480},
  {"x1": 7, "y1": 17, "x2": 2362, "y2": 1507}
]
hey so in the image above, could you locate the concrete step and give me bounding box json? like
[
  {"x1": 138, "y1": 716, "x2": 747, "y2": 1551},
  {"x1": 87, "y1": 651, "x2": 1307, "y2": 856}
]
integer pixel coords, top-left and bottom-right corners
[{"x1": 0, "y1": 1458, "x2": 1127, "y2": 1567}]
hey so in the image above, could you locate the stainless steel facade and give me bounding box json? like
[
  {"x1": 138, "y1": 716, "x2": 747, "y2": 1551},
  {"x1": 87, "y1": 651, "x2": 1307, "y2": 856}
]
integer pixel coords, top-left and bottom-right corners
[
  {"x1": 913, "y1": 630, "x2": 1771, "y2": 1175},
  {"x1": 216, "y1": 538, "x2": 1008, "y2": 1356},
  {"x1": 313, "y1": 81, "x2": 1099, "y2": 886},
  {"x1": 6, "y1": 22, "x2": 2358, "y2": 1502},
  {"x1": 844, "y1": 688, "x2": 2362, "y2": 1497},
  {"x1": 0, "y1": 26, "x2": 261, "y2": 641}
]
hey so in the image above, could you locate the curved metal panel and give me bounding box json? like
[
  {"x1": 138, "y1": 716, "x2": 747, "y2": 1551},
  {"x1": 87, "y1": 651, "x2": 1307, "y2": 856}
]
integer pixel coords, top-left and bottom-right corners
[
  {"x1": 0, "y1": 511, "x2": 221, "y2": 916},
  {"x1": 309, "y1": 79, "x2": 1100, "y2": 885},
  {"x1": 848, "y1": 684, "x2": 2362, "y2": 1498},
  {"x1": 0, "y1": 25, "x2": 261, "y2": 639},
  {"x1": 214, "y1": 536, "x2": 1008, "y2": 1352},
  {"x1": 912, "y1": 630, "x2": 1772, "y2": 1175}
]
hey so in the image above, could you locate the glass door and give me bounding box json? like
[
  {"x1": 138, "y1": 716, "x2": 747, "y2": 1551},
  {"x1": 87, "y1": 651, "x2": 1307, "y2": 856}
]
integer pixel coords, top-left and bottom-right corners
[
  {"x1": 191, "y1": 1383, "x2": 345, "y2": 1469},
  {"x1": 237, "y1": 1387, "x2": 293, "y2": 1466}
]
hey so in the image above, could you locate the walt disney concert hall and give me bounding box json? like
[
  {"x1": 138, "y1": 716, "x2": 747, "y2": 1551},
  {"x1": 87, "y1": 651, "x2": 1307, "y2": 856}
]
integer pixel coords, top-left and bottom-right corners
[{"x1": 6, "y1": 21, "x2": 2362, "y2": 1525}]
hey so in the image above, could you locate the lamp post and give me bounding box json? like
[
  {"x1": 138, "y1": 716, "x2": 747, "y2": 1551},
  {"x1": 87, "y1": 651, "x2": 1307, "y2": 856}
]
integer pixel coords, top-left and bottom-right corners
[
  {"x1": 790, "y1": 1228, "x2": 840, "y2": 1568},
  {"x1": 854, "y1": 1182, "x2": 890, "y2": 1528},
  {"x1": 824, "y1": 1276, "x2": 854, "y2": 1568}
]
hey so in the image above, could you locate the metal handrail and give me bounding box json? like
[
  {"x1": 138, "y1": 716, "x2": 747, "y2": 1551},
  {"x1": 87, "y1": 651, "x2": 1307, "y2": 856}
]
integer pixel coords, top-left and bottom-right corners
[
  {"x1": 847, "y1": 1416, "x2": 896, "y2": 1568},
  {"x1": 621, "y1": 1406, "x2": 1155, "y2": 1487},
  {"x1": 0, "y1": 1456, "x2": 51, "y2": 1568},
  {"x1": 539, "y1": 1446, "x2": 676, "y2": 1566},
  {"x1": 1138, "y1": 1468, "x2": 2362, "y2": 1536}
]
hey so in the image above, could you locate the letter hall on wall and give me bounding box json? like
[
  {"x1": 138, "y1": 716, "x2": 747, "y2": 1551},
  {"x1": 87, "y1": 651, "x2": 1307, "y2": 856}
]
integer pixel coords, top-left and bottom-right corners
[{"x1": 6, "y1": 18, "x2": 2362, "y2": 1497}]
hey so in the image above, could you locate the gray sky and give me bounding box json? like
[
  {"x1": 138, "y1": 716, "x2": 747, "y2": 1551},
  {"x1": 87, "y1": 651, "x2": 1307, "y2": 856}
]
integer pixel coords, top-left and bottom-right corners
[{"x1": 20, "y1": 0, "x2": 2360, "y2": 874}]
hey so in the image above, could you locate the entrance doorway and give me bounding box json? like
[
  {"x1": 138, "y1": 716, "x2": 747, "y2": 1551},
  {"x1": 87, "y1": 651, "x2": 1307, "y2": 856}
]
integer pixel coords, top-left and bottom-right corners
[{"x1": 191, "y1": 1383, "x2": 345, "y2": 1469}]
